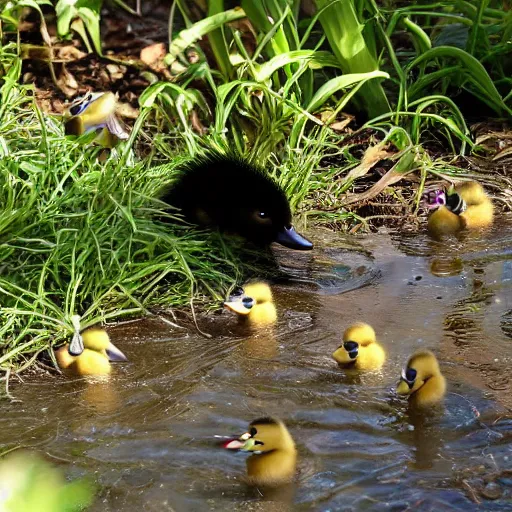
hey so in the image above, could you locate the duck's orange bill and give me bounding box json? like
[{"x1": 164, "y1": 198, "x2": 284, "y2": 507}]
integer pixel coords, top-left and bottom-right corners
[
  {"x1": 223, "y1": 301, "x2": 251, "y2": 315},
  {"x1": 222, "y1": 438, "x2": 245, "y2": 449}
]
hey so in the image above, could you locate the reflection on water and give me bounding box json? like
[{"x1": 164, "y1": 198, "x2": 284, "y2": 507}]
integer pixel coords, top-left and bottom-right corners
[{"x1": 1, "y1": 216, "x2": 511, "y2": 511}]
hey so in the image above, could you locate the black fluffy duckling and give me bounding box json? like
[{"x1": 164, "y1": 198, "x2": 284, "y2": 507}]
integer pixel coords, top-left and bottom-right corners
[
  {"x1": 332, "y1": 322, "x2": 386, "y2": 370},
  {"x1": 64, "y1": 91, "x2": 128, "y2": 147},
  {"x1": 56, "y1": 327, "x2": 127, "y2": 377},
  {"x1": 223, "y1": 417, "x2": 297, "y2": 486},
  {"x1": 423, "y1": 181, "x2": 494, "y2": 237},
  {"x1": 224, "y1": 281, "x2": 277, "y2": 326},
  {"x1": 160, "y1": 152, "x2": 313, "y2": 250},
  {"x1": 396, "y1": 350, "x2": 446, "y2": 408}
]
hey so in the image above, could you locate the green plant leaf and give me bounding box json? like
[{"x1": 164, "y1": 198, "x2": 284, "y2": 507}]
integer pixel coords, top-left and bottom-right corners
[
  {"x1": 55, "y1": 0, "x2": 102, "y2": 54},
  {"x1": 306, "y1": 70, "x2": 389, "y2": 112},
  {"x1": 165, "y1": 8, "x2": 246, "y2": 66},
  {"x1": 407, "y1": 45, "x2": 512, "y2": 116},
  {"x1": 253, "y1": 50, "x2": 341, "y2": 82},
  {"x1": 55, "y1": 0, "x2": 75, "y2": 36},
  {"x1": 77, "y1": 0, "x2": 102, "y2": 55}
]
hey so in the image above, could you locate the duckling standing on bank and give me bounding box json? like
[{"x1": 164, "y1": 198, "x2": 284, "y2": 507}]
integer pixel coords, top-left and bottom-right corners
[
  {"x1": 223, "y1": 417, "x2": 297, "y2": 486},
  {"x1": 396, "y1": 350, "x2": 446, "y2": 408},
  {"x1": 423, "y1": 181, "x2": 494, "y2": 237},
  {"x1": 224, "y1": 282, "x2": 277, "y2": 326},
  {"x1": 55, "y1": 327, "x2": 127, "y2": 377},
  {"x1": 64, "y1": 91, "x2": 129, "y2": 148},
  {"x1": 160, "y1": 152, "x2": 313, "y2": 250},
  {"x1": 332, "y1": 323, "x2": 386, "y2": 371}
]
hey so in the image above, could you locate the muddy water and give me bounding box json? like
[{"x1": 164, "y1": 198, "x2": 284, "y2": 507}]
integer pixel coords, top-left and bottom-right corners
[{"x1": 2, "y1": 218, "x2": 512, "y2": 511}]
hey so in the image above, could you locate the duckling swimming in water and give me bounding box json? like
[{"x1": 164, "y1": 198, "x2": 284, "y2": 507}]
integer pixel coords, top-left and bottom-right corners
[
  {"x1": 64, "y1": 91, "x2": 128, "y2": 148},
  {"x1": 55, "y1": 327, "x2": 127, "y2": 377},
  {"x1": 223, "y1": 417, "x2": 297, "y2": 486},
  {"x1": 224, "y1": 281, "x2": 277, "y2": 326},
  {"x1": 160, "y1": 152, "x2": 313, "y2": 250},
  {"x1": 396, "y1": 350, "x2": 446, "y2": 408},
  {"x1": 424, "y1": 181, "x2": 494, "y2": 238},
  {"x1": 332, "y1": 323, "x2": 386, "y2": 370}
]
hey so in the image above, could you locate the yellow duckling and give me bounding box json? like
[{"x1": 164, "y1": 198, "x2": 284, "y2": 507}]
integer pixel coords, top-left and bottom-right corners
[
  {"x1": 224, "y1": 282, "x2": 277, "y2": 326},
  {"x1": 55, "y1": 327, "x2": 127, "y2": 377},
  {"x1": 223, "y1": 417, "x2": 297, "y2": 486},
  {"x1": 64, "y1": 91, "x2": 128, "y2": 148},
  {"x1": 332, "y1": 322, "x2": 386, "y2": 370},
  {"x1": 396, "y1": 350, "x2": 446, "y2": 408},
  {"x1": 424, "y1": 181, "x2": 494, "y2": 237}
]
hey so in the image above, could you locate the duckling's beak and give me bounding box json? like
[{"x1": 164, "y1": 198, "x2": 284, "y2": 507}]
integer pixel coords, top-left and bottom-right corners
[
  {"x1": 396, "y1": 380, "x2": 411, "y2": 395},
  {"x1": 105, "y1": 342, "x2": 128, "y2": 362},
  {"x1": 275, "y1": 226, "x2": 313, "y2": 250},
  {"x1": 68, "y1": 332, "x2": 84, "y2": 356},
  {"x1": 222, "y1": 432, "x2": 255, "y2": 451},
  {"x1": 397, "y1": 368, "x2": 416, "y2": 395},
  {"x1": 422, "y1": 189, "x2": 446, "y2": 209},
  {"x1": 224, "y1": 296, "x2": 255, "y2": 316}
]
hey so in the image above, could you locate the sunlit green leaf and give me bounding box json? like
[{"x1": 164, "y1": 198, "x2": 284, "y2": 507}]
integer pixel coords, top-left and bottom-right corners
[{"x1": 165, "y1": 8, "x2": 246, "y2": 66}]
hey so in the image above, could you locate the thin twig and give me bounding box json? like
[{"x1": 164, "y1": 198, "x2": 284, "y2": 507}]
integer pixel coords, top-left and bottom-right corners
[
  {"x1": 155, "y1": 315, "x2": 185, "y2": 329},
  {"x1": 189, "y1": 298, "x2": 211, "y2": 338},
  {"x1": 462, "y1": 479, "x2": 481, "y2": 504},
  {"x1": 4, "y1": 368, "x2": 21, "y2": 403}
]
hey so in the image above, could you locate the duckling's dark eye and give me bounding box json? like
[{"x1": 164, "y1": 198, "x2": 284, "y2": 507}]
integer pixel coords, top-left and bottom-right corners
[
  {"x1": 405, "y1": 368, "x2": 417, "y2": 382},
  {"x1": 253, "y1": 210, "x2": 272, "y2": 224},
  {"x1": 250, "y1": 427, "x2": 257, "y2": 437}
]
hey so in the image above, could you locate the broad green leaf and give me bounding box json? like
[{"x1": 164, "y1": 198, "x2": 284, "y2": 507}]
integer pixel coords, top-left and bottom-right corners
[
  {"x1": 139, "y1": 82, "x2": 191, "y2": 108},
  {"x1": 77, "y1": 1, "x2": 102, "y2": 55},
  {"x1": 165, "y1": 8, "x2": 246, "y2": 66},
  {"x1": 55, "y1": 0, "x2": 102, "y2": 54},
  {"x1": 315, "y1": 0, "x2": 390, "y2": 117},
  {"x1": 407, "y1": 46, "x2": 512, "y2": 116},
  {"x1": 207, "y1": 0, "x2": 233, "y2": 79},
  {"x1": 55, "y1": 0, "x2": 75, "y2": 36},
  {"x1": 432, "y1": 23, "x2": 469, "y2": 49},
  {"x1": 306, "y1": 70, "x2": 389, "y2": 112},
  {"x1": 254, "y1": 50, "x2": 341, "y2": 82}
]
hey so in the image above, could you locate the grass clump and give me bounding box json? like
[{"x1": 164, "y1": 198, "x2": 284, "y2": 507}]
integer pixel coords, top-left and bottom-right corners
[{"x1": 0, "y1": 58, "x2": 251, "y2": 374}]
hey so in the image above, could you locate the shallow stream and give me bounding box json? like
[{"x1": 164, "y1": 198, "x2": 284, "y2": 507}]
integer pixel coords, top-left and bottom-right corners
[{"x1": 1, "y1": 218, "x2": 512, "y2": 511}]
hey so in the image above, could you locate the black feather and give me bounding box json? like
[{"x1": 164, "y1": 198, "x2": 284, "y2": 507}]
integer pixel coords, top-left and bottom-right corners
[
  {"x1": 160, "y1": 151, "x2": 293, "y2": 246},
  {"x1": 250, "y1": 417, "x2": 280, "y2": 426}
]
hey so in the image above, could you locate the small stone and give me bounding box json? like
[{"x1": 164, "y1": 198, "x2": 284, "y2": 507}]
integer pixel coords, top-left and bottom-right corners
[{"x1": 481, "y1": 481, "x2": 502, "y2": 500}]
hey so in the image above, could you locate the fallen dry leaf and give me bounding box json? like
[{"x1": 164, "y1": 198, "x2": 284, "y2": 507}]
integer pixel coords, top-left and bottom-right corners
[
  {"x1": 339, "y1": 169, "x2": 405, "y2": 207},
  {"x1": 140, "y1": 43, "x2": 166, "y2": 67},
  {"x1": 341, "y1": 143, "x2": 394, "y2": 184},
  {"x1": 329, "y1": 115, "x2": 354, "y2": 132},
  {"x1": 493, "y1": 146, "x2": 512, "y2": 161},
  {"x1": 56, "y1": 65, "x2": 79, "y2": 97},
  {"x1": 106, "y1": 63, "x2": 126, "y2": 81},
  {"x1": 56, "y1": 45, "x2": 87, "y2": 62},
  {"x1": 190, "y1": 110, "x2": 207, "y2": 135},
  {"x1": 116, "y1": 102, "x2": 139, "y2": 119}
]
